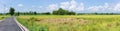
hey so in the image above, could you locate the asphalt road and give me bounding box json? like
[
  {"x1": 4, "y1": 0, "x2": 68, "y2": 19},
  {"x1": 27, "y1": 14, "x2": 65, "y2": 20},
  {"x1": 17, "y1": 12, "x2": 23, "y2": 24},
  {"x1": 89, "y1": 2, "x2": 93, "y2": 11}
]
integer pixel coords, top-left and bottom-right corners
[{"x1": 0, "y1": 17, "x2": 22, "y2": 31}]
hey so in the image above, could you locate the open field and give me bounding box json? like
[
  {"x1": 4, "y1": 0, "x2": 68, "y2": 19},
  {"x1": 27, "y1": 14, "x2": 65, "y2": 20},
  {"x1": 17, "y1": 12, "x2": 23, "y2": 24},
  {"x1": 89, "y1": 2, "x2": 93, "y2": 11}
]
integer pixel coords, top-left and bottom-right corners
[{"x1": 17, "y1": 15, "x2": 120, "y2": 31}]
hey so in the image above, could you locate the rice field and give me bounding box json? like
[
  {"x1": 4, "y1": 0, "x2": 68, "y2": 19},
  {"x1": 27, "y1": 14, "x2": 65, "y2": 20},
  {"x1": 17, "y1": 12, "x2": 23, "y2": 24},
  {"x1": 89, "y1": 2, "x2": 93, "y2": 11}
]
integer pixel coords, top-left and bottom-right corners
[{"x1": 17, "y1": 15, "x2": 120, "y2": 31}]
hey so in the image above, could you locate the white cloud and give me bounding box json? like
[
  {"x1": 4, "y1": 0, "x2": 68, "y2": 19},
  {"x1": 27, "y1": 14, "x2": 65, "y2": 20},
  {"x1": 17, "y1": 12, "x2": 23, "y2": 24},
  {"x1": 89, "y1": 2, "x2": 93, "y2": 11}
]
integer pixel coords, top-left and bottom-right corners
[
  {"x1": 48, "y1": 4, "x2": 58, "y2": 10},
  {"x1": 69, "y1": 0, "x2": 77, "y2": 10},
  {"x1": 0, "y1": 7, "x2": 9, "y2": 13},
  {"x1": 102, "y1": 3, "x2": 110, "y2": 11},
  {"x1": 60, "y1": 1, "x2": 70, "y2": 9},
  {"x1": 18, "y1": 4, "x2": 23, "y2": 7},
  {"x1": 47, "y1": 0, "x2": 85, "y2": 12},
  {"x1": 104, "y1": 3, "x2": 109, "y2": 9},
  {"x1": 76, "y1": 3, "x2": 84, "y2": 11},
  {"x1": 39, "y1": 6, "x2": 43, "y2": 8},
  {"x1": 87, "y1": 6, "x2": 100, "y2": 11},
  {"x1": 114, "y1": 3, "x2": 120, "y2": 11},
  {"x1": 87, "y1": 3, "x2": 111, "y2": 12},
  {"x1": 5, "y1": 7, "x2": 9, "y2": 10},
  {"x1": 60, "y1": 0, "x2": 85, "y2": 11},
  {"x1": 46, "y1": 0, "x2": 120, "y2": 13}
]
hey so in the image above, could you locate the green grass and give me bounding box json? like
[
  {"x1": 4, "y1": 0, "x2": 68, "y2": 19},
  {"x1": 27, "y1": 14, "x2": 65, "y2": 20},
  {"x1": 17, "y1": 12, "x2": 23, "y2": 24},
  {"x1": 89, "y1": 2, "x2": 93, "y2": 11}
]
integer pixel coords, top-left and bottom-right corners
[
  {"x1": 17, "y1": 15, "x2": 120, "y2": 31},
  {"x1": 0, "y1": 15, "x2": 10, "y2": 20}
]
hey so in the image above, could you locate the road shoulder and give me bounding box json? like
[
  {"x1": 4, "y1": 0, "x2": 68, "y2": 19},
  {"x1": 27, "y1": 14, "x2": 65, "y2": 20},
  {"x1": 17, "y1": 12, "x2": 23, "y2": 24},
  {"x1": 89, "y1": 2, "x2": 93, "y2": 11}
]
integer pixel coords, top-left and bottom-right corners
[{"x1": 14, "y1": 17, "x2": 29, "y2": 31}]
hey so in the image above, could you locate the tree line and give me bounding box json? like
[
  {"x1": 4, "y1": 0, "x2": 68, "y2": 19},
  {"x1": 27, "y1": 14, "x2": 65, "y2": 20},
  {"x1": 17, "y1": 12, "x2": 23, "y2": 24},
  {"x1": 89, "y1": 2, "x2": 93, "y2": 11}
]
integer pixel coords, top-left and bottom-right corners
[
  {"x1": 8, "y1": 7, "x2": 76, "y2": 16},
  {"x1": 0, "y1": 7, "x2": 120, "y2": 16}
]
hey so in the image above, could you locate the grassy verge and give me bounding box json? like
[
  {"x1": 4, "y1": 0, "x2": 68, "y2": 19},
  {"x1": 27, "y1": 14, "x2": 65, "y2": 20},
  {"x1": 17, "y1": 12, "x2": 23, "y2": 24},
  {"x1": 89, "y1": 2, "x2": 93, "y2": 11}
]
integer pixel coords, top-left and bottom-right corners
[
  {"x1": 17, "y1": 15, "x2": 120, "y2": 31},
  {"x1": 0, "y1": 15, "x2": 10, "y2": 20}
]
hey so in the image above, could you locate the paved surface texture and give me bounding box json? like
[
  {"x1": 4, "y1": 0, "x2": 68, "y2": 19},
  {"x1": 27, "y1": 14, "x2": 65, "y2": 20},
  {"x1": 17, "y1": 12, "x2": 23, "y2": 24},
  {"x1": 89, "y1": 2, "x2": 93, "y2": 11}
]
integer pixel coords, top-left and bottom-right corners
[{"x1": 0, "y1": 17, "x2": 22, "y2": 31}]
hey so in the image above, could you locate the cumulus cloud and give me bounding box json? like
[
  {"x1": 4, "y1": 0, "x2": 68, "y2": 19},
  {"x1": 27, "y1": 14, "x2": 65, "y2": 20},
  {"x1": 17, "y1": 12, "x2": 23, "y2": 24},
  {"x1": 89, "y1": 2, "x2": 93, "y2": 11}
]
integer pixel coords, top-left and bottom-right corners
[
  {"x1": 114, "y1": 3, "x2": 120, "y2": 11},
  {"x1": 104, "y1": 3, "x2": 109, "y2": 9},
  {"x1": 76, "y1": 3, "x2": 84, "y2": 11},
  {"x1": 86, "y1": 3, "x2": 120, "y2": 13},
  {"x1": 60, "y1": 1, "x2": 70, "y2": 9},
  {"x1": 18, "y1": 4, "x2": 23, "y2": 7},
  {"x1": 69, "y1": 0, "x2": 77, "y2": 10},
  {"x1": 87, "y1": 6, "x2": 100, "y2": 11},
  {"x1": 47, "y1": 4, "x2": 58, "y2": 10},
  {"x1": 46, "y1": 0, "x2": 120, "y2": 13},
  {"x1": 47, "y1": 0, "x2": 84, "y2": 11},
  {"x1": 87, "y1": 3, "x2": 111, "y2": 12},
  {"x1": 0, "y1": 7, "x2": 9, "y2": 13}
]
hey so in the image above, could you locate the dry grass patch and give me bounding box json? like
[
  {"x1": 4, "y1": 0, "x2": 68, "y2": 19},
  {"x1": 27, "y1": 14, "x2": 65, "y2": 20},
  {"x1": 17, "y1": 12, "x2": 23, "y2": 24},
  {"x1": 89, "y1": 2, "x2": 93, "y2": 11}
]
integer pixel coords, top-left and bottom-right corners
[{"x1": 35, "y1": 18, "x2": 90, "y2": 26}]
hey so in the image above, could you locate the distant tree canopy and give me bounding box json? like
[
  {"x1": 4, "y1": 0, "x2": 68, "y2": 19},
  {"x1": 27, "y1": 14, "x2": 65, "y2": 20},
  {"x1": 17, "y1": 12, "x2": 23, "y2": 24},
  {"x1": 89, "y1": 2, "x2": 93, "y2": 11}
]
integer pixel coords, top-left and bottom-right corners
[
  {"x1": 0, "y1": 7, "x2": 119, "y2": 15},
  {"x1": 6, "y1": 7, "x2": 117, "y2": 15},
  {"x1": 9, "y1": 7, "x2": 15, "y2": 16},
  {"x1": 34, "y1": 12, "x2": 37, "y2": 15},
  {"x1": 15, "y1": 12, "x2": 20, "y2": 16},
  {"x1": 68, "y1": 11, "x2": 76, "y2": 15},
  {"x1": 53, "y1": 8, "x2": 76, "y2": 15},
  {"x1": 24, "y1": 11, "x2": 37, "y2": 15},
  {"x1": 42, "y1": 12, "x2": 51, "y2": 15}
]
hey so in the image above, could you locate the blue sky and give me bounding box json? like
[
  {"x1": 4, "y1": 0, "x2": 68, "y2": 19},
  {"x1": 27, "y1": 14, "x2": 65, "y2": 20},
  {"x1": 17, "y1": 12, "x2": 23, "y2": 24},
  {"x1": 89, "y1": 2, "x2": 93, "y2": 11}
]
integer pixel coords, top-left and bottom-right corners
[{"x1": 0, "y1": 0, "x2": 120, "y2": 13}]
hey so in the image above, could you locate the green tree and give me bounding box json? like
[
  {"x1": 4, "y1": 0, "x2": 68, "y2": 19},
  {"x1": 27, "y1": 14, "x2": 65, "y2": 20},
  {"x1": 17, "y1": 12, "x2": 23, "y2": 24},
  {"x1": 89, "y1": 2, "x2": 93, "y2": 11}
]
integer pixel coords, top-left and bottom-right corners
[
  {"x1": 17, "y1": 12, "x2": 20, "y2": 16},
  {"x1": 68, "y1": 11, "x2": 76, "y2": 15},
  {"x1": 53, "y1": 10, "x2": 57, "y2": 15},
  {"x1": 45, "y1": 12, "x2": 51, "y2": 15},
  {"x1": 94, "y1": 12, "x2": 98, "y2": 15},
  {"x1": 53, "y1": 8, "x2": 69, "y2": 15},
  {"x1": 15, "y1": 12, "x2": 20, "y2": 16},
  {"x1": 34, "y1": 11, "x2": 37, "y2": 15},
  {"x1": 9, "y1": 7, "x2": 15, "y2": 16},
  {"x1": 58, "y1": 8, "x2": 69, "y2": 15},
  {"x1": 53, "y1": 8, "x2": 76, "y2": 15}
]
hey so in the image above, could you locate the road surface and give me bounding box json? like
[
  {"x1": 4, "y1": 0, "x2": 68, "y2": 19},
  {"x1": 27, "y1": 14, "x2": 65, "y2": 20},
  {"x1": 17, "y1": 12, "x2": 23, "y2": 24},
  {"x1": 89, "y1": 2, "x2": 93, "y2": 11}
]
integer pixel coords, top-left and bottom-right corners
[{"x1": 0, "y1": 17, "x2": 22, "y2": 31}]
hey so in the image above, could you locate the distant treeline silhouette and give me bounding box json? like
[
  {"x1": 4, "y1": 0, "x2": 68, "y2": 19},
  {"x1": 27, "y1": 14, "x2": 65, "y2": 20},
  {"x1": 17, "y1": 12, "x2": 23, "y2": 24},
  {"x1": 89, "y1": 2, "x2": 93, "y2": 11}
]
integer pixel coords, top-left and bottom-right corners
[{"x1": 0, "y1": 8, "x2": 120, "y2": 15}]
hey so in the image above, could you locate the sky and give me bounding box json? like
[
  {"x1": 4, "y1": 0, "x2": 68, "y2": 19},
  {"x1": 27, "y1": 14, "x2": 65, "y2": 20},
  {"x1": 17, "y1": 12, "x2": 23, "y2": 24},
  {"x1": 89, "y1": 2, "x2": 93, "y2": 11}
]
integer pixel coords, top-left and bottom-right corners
[{"x1": 0, "y1": 0, "x2": 120, "y2": 13}]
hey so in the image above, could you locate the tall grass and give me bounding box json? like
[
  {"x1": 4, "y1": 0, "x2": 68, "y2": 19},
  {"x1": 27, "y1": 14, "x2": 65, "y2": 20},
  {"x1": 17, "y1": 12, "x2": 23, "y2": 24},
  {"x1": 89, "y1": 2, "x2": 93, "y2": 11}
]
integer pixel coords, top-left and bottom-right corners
[{"x1": 17, "y1": 15, "x2": 120, "y2": 31}]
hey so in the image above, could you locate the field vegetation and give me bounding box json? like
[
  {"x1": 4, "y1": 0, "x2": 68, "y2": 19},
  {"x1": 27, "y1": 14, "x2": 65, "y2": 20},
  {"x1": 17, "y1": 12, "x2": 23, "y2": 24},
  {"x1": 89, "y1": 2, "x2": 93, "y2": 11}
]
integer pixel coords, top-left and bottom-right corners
[
  {"x1": 0, "y1": 15, "x2": 10, "y2": 20},
  {"x1": 0, "y1": 3, "x2": 120, "y2": 31},
  {"x1": 17, "y1": 15, "x2": 120, "y2": 31}
]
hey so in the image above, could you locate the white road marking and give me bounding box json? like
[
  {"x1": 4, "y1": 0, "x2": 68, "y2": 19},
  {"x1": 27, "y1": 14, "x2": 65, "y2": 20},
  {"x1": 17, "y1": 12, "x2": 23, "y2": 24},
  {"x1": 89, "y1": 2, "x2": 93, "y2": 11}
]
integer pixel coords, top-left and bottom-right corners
[{"x1": 14, "y1": 17, "x2": 29, "y2": 31}]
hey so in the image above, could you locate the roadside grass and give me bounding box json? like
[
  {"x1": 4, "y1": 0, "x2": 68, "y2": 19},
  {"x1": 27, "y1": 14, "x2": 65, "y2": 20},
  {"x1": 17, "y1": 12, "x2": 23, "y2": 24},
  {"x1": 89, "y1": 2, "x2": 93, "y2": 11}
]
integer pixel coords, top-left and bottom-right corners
[
  {"x1": 0, "y1": 15, "x2": 10, "y2": 20},
  {"x1": 17, "y1": 15, "x2": 120, "y2": 31}
]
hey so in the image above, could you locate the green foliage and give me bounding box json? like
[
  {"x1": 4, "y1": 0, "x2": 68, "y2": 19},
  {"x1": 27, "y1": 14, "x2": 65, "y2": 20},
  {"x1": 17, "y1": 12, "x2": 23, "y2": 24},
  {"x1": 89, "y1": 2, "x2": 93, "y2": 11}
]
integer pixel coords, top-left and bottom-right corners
[
  {"x1": 53, "y1": 8, "x2": 76, "y2": 15},
  {"x1": 9, "y1": 7, "x2": 15, "y2": 16},
  {"x1": 0, "y1": 15, "x2": 10, "y2": 20},
  {"x1": 34, "y1": 12, "x2": 37, "y2": 15},
  {"x1": 68, "y1": 11, "x2": 76, "y2": 15},
  {"x1": 17, "y1": 17, "x2": 49, "y2": 31},
  {"x1": 40, "y1": 12, "x2": 51, "y2": 15},
  {"x1": 15, "y1": 12, "x2": 20, "y2": 16},
  {"x1": 39, "y1": 26, "x2": 48, "y2": 31}
]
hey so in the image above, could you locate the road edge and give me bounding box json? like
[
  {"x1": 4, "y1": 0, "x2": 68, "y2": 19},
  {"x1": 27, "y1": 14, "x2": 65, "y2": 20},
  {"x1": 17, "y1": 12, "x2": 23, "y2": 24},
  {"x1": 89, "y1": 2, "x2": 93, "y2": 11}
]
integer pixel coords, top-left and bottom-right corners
[
  {"x1": 0, "y1": 20, "x2": 1, "y2": 22},
  {"x1": 13, "y1": 17, "x2": 29, "y2": 31},
  {"x1": 0, "y1": 18, "x2": 7, "y2": 22}
]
